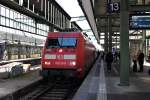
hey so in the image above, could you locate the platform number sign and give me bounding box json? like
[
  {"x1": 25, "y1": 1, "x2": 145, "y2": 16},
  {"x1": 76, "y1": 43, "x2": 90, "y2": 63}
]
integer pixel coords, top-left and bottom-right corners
[{"x1": 107, "y1": 2, "x2": 120, "y2": 13}]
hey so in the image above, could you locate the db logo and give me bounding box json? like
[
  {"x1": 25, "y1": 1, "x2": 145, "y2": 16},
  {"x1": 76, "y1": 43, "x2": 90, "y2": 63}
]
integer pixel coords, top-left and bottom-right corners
[{"x1": 57, "y1": 55, "x2": 64, "y2": 59}]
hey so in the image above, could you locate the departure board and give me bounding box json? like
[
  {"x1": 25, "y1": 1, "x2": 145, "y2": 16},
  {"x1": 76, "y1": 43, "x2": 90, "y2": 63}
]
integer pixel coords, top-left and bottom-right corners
[{"x1": 130, "y1": 14, "x2": 150, "y2": 29}]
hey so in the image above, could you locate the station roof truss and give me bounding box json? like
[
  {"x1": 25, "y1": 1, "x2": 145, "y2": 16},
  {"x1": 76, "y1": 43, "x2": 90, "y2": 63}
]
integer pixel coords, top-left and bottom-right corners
[{"x1": 0, "y1": 0, "x2": 71, "y2": 31}]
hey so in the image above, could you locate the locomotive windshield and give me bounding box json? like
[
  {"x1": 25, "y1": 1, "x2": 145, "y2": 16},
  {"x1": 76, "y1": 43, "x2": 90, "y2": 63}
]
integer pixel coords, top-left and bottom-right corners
[{"x1": 46, "y1": 37, "x2": 77, "y2": 48}]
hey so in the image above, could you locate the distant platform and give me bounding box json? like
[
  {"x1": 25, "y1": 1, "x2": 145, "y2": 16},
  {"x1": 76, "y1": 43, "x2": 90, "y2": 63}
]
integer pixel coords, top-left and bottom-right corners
[
  {"x1": 0, "y1": 57, "x2": 41, "y2": 65},
  {"x1": 0, "y1": 70, "x2": 42, "y2": 99}
]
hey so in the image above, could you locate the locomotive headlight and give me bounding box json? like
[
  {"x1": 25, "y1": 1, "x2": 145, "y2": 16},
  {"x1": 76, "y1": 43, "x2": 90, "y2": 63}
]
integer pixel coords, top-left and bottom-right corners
[
  {"x1": 70, "y1": 61, "x2": 76, "y2": 66},
  {"x1": 45, "y1": 61, "x2": 51, "y2": 65},
  {"x1": 59, "y1": 49, "x2": 63, "y2": 53}
]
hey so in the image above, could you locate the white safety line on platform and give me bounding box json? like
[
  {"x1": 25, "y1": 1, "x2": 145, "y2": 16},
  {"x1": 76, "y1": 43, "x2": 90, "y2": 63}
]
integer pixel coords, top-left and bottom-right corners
[
  {"x1": 113, "y1": 65, "x2": 119, "y2": 75},
  {"x1": 97, "y1": 60, "x2": 107, "y2": 100}
]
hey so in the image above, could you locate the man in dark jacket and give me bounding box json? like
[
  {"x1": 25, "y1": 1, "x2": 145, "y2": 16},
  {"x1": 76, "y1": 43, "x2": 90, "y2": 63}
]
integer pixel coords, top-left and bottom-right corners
[
  {"x1": 137, "y1": 51, "x2": 144, "y2": 72},
  {"x1": 105, "y1": 52, "x2": 113, "y2": 71}
]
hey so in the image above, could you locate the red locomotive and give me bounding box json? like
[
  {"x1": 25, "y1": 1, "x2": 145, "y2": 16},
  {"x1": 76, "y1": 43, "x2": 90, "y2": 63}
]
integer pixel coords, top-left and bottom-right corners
[{"x1": 41, "y1": 32, "x2": 97, "y2": 79}]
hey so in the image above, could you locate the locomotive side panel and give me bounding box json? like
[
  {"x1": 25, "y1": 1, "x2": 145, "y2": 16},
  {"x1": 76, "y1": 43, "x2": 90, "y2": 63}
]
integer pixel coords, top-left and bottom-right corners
[
  {"x1": 83, "y1": 39, "x2": 96, "y2": 76},
  {"x1": 76, "y1": 35, "x2": 84, "y2": 78}
]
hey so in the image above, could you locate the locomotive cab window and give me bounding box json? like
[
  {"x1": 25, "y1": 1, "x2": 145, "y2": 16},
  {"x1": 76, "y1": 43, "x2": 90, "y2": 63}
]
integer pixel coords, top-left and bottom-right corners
[
  {"x1": 46, "y1": 39, "x2": 60, "y2": 48},
  {"x1": 60, "y1": 37, "x2": 77, "y2": 47},
  {"x1": 46, "y1": 38, "x2": 77, "y2": 48}
]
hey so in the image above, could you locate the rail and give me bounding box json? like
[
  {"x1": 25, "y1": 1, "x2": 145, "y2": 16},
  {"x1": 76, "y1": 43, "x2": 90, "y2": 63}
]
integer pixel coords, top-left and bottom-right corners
[{"x1": 20, "y1": 78, "x2": 79, "y2": 100}]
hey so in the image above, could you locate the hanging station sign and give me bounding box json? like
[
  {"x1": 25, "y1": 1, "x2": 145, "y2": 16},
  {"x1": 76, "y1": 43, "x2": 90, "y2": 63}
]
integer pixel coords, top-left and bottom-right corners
[{"x1": 107, "y1": 2, "x2": 120, "y2": 13}]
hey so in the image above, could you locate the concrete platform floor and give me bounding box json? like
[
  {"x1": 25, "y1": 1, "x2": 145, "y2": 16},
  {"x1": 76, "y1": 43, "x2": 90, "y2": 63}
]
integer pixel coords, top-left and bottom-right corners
[
  {"x1": 106, "y1": 61, "x2": 150, "y2": 100},
  {"x1": 73, "y1": 57, "x2": 150, "y2": 100}
]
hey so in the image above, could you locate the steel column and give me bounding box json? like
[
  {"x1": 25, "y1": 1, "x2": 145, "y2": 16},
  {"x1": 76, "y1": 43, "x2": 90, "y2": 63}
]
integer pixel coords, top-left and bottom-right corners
[
  {"x1": 108, "y1": 16, "x2": 112, "y2": 52},
  {"x1": 142, "y1": 30, "x2": 146, "y2": 55},
  {"x1": 120, "y1": 0, "x2": 130, "y2": 86},
  {"x1": 105, "y1": 19, "x2": 109, "y2": 53}
]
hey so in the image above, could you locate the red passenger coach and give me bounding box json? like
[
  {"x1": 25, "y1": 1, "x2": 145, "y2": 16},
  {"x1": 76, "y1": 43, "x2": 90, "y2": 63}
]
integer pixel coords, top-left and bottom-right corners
[{"x1": 41, "y1": 32, "x2": 96, "y2": 79}]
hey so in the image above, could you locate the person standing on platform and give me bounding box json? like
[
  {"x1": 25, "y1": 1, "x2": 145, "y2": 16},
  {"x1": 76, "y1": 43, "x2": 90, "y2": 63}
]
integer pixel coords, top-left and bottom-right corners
[
  {"x1": 105, "y1": 51, "x2": 113, "y2": 72},
  {"x1": 137, "y1": 50, "x2": 144, "y2": 72}
]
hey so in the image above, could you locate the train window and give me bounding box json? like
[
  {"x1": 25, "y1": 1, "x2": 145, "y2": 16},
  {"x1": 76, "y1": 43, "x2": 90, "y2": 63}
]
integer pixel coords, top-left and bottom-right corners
[
  {"x1": 46, "y1": 38, "x2": 60, "y2": 48},
  {"x1": 46, "y1": 38, "x2": 77, "y2": 48},
  {"x1": 58, "y1": 38, "x2": 77, "y2": 47}
]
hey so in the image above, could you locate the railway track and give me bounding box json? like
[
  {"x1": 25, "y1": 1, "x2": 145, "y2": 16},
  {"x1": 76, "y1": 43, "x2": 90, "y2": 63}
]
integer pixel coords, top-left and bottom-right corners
[{"x1": 20, "y1": 77, "x2": 79, "y2": 100}]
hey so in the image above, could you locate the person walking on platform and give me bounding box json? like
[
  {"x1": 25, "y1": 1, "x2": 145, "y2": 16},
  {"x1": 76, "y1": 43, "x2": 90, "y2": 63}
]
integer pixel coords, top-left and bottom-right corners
[
  {"x1": 137, "y1": 50, "x2": 144, "y2": 72},
  {"x1": 105, "y1": 52, "x2": 113, "y2": 72}
]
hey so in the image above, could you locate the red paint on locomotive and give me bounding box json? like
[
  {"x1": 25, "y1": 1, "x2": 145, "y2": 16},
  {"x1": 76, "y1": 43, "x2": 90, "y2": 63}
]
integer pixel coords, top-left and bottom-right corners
[{"x1": 41, "y1": 32, "x2": 96, "y2": 79}]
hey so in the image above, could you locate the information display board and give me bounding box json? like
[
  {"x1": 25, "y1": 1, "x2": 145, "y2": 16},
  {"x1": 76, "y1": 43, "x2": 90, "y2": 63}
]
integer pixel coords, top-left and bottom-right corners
[{"x1": 130, "y1": 14, "x2": 150, "y2": 29}]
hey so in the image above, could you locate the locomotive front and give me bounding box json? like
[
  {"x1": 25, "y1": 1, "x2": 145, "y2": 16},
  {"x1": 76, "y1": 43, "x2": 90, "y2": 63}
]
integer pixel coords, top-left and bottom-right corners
[{"x1": 41, "y1": 32, "x2": 80, "y2": 78}]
